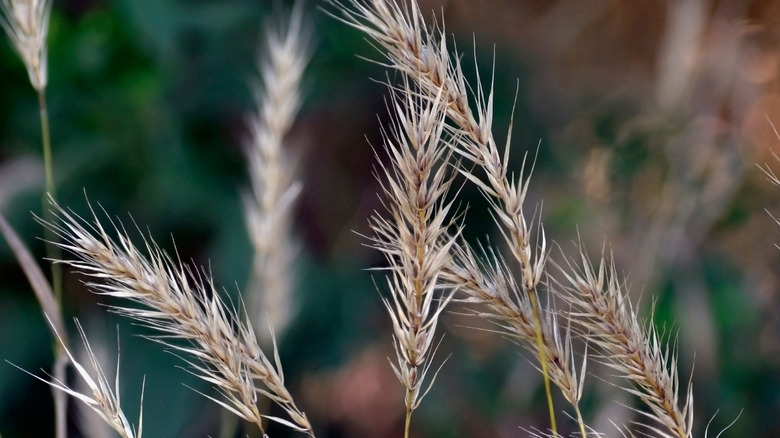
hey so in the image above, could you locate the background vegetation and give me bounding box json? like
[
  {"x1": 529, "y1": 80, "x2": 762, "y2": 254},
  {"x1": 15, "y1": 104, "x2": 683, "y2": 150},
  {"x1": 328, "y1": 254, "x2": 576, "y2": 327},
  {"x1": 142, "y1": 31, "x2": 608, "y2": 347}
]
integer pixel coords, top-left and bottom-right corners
[{"x1": 1, "y1": 0, "x2": 779, "y2": 436}]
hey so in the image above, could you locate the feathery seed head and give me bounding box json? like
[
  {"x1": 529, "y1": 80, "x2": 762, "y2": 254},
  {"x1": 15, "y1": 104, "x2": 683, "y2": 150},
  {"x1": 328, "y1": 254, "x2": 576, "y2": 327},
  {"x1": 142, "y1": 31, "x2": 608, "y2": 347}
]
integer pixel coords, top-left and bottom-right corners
[
  {"x1": 558, "y1": 250, "x2": 693, "y2": 438},
  {"x1": 243, "y1": 3, "x2": 311, "y2": 345},
  {"x1": 42, "y1": 200, "x2": 314, "y2": 436},
  {"x1": 369, "y1": 77, "x2": 459, "y2": 413},
  {"x1": 0, "y1": 0, "x2": 52, "y2": 90}
]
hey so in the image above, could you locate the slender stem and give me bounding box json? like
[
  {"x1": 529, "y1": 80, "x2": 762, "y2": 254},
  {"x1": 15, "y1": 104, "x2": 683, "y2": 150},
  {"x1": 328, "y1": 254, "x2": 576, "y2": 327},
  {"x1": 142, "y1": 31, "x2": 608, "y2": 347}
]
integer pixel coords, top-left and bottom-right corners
[
  {"x1": 38, "y1": 88, "x2": 67, "y2": 438},
  {"x1": 53, "y1": 349, "x2": 68, "y2": 438},
  {"x1": 37, "y1": 90, "x2": 62, "y2": 302},
  {"x1": 39, "y1": 90, "x2": 55, "y2": 201},
  {"x1": 403, "y1": 401, "x2": 412, "y2": 438},
  {"x1": 574, "y1": 404, "x2": 587, "y2": 438},
  {"x1": 528, "y1": 289, "x2": 557, "y2": 435}
]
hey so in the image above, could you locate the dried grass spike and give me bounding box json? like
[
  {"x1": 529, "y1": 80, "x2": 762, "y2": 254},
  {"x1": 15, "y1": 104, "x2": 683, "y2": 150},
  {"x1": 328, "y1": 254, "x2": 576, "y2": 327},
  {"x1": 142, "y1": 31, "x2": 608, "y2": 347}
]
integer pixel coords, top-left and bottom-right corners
[
  {"x1": 41, "y1": 200, "x2": 314, "y2": 436},
  {"x1": 368, "y1": 76, "x2": 460, "y2": 437},
  {"x1": 0, "y1": 0, "x2": 53, "y2": 90},
  {"x1": 558, "y1": 250, "x2": 693, "y2": 438},
  {"x1": 244, "y1": 1, "x2": 311, "y2": 344}
]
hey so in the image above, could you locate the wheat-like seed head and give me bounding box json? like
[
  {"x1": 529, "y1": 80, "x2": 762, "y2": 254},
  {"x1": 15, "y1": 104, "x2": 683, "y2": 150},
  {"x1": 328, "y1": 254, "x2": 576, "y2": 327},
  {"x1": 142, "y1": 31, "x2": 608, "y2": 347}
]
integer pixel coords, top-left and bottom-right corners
[
  {"x1": 334, "y1": 0, "x2": 581, "y2": 433},
  {"x1": 331, "y1": 0, "x2": 548, "y2": 328},
  {"x1": 369, "y1": 76, "x2": 460, "y2": 414},
  {"x1": 42, "y1": 200, "x2": 314, "y2": 436},
  {"x1": 0, "y1": 0, "x2": 52, "y2": 91},
  {"x1": 558, "y1": 251, "x2": 693, "y2": 438},
  {"x1": 243, "y1": 3, "x2": 311, "y2": 344},
  {"x1": 329, "y1": 0, "x2": 474, "y2": 132},
  {"x1": 330, "y1": 0, "x2": 506, "y2": 175}
]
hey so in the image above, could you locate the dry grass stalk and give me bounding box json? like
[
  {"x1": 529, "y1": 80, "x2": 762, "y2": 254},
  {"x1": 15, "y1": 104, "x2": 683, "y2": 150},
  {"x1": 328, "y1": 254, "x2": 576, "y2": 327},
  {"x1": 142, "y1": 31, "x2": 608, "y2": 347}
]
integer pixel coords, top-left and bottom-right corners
[
  {"x1": 10, "y1": 318, "x2": 140, "y2": 438},
  {"x1": 244, "y1": 3, "x2": 310, "y2": 343},
  {"x1": 559, "y1": 252, "x2": 693, "y2": 438},
  {"x1": 331, "y1": 0, "x2": 562, "y2": 431},
  {"x1": 42, "y1": 201, "x2": 314, "y2": 436},
  {"x1": 368, "y1": 77, "x2": 460, "y2": 436},
  {"x1": 0, "y1": 0, "x2": 52, "y2": 91}
]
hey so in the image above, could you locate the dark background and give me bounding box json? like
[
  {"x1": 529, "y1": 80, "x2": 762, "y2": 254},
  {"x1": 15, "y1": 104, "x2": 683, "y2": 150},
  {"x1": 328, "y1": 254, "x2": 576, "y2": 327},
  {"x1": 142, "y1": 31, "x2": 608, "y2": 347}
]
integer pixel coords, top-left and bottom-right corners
[{"x1": 1, "y1": 0, "x2": 779, "y2": 437}]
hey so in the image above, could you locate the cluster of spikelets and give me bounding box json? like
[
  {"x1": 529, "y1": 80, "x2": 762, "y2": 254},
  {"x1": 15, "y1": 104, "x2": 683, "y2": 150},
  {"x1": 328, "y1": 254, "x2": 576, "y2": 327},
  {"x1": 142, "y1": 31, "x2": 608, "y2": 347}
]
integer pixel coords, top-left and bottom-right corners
[{"x1": 0, "y1": 0, "x2": 722, "y2": 437}]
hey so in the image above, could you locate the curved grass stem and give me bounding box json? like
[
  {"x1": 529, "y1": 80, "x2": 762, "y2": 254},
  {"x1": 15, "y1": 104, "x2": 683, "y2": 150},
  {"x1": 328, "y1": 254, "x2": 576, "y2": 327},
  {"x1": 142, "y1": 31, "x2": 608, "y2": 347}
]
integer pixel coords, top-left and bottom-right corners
[{"x1": 528, "y1": 289, "x2": 557, "y2": 435}]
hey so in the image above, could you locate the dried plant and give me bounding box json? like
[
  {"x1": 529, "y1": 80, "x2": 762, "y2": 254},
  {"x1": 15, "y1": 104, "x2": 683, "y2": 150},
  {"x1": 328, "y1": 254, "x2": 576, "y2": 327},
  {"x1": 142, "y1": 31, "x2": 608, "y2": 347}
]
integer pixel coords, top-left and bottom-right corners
[
  {"x1": 0, "y1": 0, "x2": 52, "y2": 91},
  {"x1": 243, "y1": 3, "x2": 311, "y2": 344},
  {"x1": 0, "y1": 0, "x2": 56, "y2": 214},
  {"x1": 368, "y1": 76, "x2": 460, "y2": 436},
  {"x1": 558, "y1": 251, "x2": 693, "y2": 438},
  {"x1": 2, "y1": 0, "x2": 741, "y2": 437},
  {"x1": 41, "y1": 201, "x2": 314, "y2": 436},
  {"x1": 332, "y1": 0, "x2": 698, "y2": 437},
  {"x1": 330, "y1": 0, "x2": 573, "y2": 433}
]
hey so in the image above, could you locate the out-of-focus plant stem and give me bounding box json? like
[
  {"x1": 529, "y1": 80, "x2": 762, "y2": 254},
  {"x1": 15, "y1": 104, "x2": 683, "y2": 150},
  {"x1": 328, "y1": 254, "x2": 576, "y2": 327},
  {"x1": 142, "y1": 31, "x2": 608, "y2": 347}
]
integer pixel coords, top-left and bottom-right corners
[{"x1": 38, "y1": 87, "x2": 66, "y2": 438}]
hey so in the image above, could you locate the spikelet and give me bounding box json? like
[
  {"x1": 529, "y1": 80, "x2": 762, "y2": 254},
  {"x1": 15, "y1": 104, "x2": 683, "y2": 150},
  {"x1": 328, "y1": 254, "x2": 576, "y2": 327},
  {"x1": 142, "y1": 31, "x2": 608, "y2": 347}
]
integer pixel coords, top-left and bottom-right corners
[{"x1": 0, "y1": 0, "x2": 53, "y2": 90}]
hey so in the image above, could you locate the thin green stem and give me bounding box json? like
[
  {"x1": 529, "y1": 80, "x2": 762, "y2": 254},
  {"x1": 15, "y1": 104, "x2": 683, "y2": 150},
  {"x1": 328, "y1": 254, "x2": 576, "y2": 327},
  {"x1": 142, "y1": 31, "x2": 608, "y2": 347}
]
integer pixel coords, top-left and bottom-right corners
[
  {"x1": 574, "y1": 404, "x2": 587, "y2": 438},
  {"x1": 403, "y1": 401, "x2": 412, "y2": 438},
  {"x1": 39, "y1": 90, "x2": 54, "y2": 201},
  {"x1": 528, "y1": 289, "x2": 557, "y2": 435},
  {"x1": 37, "y1": 88, "x2": 66, "y2": 438},
  {"x1": 37, "y1": 89, "x2": 62, "y2": 303}
]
